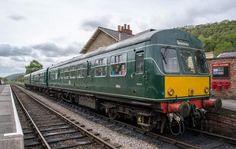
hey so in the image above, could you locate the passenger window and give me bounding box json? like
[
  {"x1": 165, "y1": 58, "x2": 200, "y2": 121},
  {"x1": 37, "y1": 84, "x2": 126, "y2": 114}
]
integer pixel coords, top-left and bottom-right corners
[
  {"x1": 70, "y1": 66, "x2": 76, "y2": 79},
  {"x1": 64, "y1": 68, "x2": 70, "y2": 79},
  {"x1": 135, "y1": 51, "x2": 144, "y2": 73},
  {"x1": 110, "y1": 53, "x2": 127, "y2": 76},
  {"x1": 77, "y1": 64, "x2": 86, "y2": 78},
  {"x1": 95, "y1": 58, "x2": 107, "y2": 77}
]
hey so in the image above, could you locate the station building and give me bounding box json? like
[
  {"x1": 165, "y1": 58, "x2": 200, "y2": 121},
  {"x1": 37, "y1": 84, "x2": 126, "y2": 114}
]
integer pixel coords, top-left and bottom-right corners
[
  {"x1": 80, "y1": 24, "x2": 133, "y2": 54},
  {"x1": 207, "y1": 52, "x2": 236, "y2": 99}
]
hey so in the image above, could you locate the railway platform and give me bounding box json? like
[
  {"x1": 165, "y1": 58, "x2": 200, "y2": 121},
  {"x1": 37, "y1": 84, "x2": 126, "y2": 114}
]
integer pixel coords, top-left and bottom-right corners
[
  {"x1": 0, "y1": 85, "x2": 23, "y2": 149},
  {"x1": 222, "y1": 99, "x2": 236, "y2": 112}
]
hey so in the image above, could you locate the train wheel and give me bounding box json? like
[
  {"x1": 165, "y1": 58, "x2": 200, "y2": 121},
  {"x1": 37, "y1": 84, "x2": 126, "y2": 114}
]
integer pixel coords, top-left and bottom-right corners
[
  {"x1": 138, "y1": 116, "x2": 156, "y2": 132},
  {"x1": 107, "y1": 108, "x2": 118, "y2": 120}
]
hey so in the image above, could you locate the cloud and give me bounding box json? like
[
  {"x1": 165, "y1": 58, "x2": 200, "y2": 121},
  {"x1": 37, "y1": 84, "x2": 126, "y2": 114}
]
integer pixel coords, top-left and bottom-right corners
[
  {"x1": 8, "y1": 15, "x2": 26, "y2": 21},
  {"x1": 80, "y1": 16, "x2": 111, "y2": 31},
  {"x1": 0, "y1": 42, "x2": 82, "y2": 77},
  {"x1": 0, "y1": 44, "x2": 32, "y2": 56},
  {"x1": 0, "y1": 42, "x2": 82, "y2": 58},
  {"x1": 148, "y1": 0, "x2": 236, "y2": 29},
  {"x1": 32, "y1": 42, "x2": 81, "y2": 57}
]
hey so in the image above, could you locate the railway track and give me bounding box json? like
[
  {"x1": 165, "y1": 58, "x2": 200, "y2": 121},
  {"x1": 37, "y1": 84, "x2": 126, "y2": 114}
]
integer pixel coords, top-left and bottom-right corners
[
  {"x1": 187, "y1": 128, "x2": 236, "y2": 145},
  {"x1": 12, "y1": 86, "x2": 119, "y2": 149},
  {"x1": 13, "y1": 91, "x2": 43, "y2": 148},
  {"x1": 61, "y1": 101, "x2": 236, "y2": 149},
  {"x1": 202, "y1": 111, "x2": 236, "y2": 138},
  {"x1": 16, "y1": 85, "x2": 236, "y2": 149}
]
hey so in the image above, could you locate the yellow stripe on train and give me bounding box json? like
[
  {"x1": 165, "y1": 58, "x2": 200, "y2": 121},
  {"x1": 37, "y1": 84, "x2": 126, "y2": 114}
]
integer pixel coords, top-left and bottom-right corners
[{"x1": 164, "y1": 76, "x2": 210, "y2": 98}]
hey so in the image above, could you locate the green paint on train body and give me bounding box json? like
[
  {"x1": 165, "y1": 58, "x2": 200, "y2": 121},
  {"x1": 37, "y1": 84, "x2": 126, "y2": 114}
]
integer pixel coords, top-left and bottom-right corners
[
  {"x1": 26, "y1": 29, "x2": 208, "y2": 103},
  {"x1": 30, "y1": 68, "x2": 48, "y2": 88}
]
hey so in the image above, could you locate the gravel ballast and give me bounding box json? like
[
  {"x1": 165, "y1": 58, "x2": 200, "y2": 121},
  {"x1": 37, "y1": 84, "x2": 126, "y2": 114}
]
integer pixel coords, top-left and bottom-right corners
[{"x1": 21, "y1": 87, "x2": 161, "y2": 149}]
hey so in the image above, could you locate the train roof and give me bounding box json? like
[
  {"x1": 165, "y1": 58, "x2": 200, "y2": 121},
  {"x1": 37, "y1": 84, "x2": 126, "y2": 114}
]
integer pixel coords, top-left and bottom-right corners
[
  {"x1": 24, "y1": 73, "x2": 30, "y2": 77},
  {"x1": 49, "y1": 28, "x2": 202, "y2": 69},
  {"x1": 30, "y1": 68, "x2": 47, "y2": 75},
  {"x1": 49, "y1": 29, "x2": 160, "y2": 69}
]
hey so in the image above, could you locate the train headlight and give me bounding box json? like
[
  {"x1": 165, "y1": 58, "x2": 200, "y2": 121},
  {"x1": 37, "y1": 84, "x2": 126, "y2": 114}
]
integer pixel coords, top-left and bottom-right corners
[
  {"x1": 204, "y1": 87, "x2": 209, "y2": 94},
  {"x1": 168, "y1": 88, "x2": 175, "y2": 96}
]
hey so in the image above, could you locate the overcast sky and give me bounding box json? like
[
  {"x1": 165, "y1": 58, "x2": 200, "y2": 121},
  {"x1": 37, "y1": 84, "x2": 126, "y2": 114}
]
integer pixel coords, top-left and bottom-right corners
[{"x1": 0, "y1": 0, "x2": 235, "y2": 77}]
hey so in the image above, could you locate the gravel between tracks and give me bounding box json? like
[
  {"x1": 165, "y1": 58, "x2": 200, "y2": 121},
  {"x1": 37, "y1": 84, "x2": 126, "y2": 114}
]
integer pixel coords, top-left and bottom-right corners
[{"x1": 21, "y1": 87, "x2": 160, "y2": 149}]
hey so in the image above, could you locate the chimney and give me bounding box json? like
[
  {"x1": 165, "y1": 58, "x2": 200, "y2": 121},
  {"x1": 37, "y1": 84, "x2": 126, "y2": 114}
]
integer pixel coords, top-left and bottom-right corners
[
  {"x1": 118, "y1": 25, "x2": 121, "y2": 32},
  {"x1": 117, "y1": 24, "x2": 132, "y2": 35}
]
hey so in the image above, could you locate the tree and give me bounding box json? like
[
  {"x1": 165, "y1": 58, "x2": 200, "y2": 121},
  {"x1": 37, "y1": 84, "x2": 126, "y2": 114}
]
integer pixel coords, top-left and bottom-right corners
[
  {"x1": 181, "y1": 20, "x2": 236, "y2": 55},
  {"x1": 25, "y1": 60, "x2": 43, "y2": 74}
]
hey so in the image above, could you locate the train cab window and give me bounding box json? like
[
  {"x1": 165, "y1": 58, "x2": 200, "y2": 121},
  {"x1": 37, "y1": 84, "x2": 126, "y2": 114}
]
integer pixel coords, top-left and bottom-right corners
[
  {"x1": 194, "y1": 50, "x2": 208, "y2": 73},
  {"x1": 110, "y1": 53, "x2": 127, "y2": 76},
  {"x1": 180, "y1": 51, "x2": 195, "y2": 73},
  {"x1": 161, "y1": 48, "x2": 180, "y2": 73},
  {"x1": 135, "y1": 51, "x2": 144, "y2": 73},
  {"x1": 95, "y1": 58, "x2": 107, "y2": 77}
]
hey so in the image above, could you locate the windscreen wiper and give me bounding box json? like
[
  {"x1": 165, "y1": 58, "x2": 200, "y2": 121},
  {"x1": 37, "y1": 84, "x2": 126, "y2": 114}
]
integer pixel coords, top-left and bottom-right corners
[{"x1": 161, "y1": 47, "x2": 170, "y2": 64}]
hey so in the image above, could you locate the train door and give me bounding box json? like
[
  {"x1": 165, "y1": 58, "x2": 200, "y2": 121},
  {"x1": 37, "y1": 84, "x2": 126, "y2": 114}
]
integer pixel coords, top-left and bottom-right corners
[{"x1": 132, "y1": 50, "x2": 145, "y2": 96}]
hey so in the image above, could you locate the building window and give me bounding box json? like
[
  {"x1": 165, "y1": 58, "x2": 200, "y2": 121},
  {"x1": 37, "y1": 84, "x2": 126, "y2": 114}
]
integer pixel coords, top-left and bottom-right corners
[
  {"x1": 212, "y1": 63, "x2": 229, "y2": 78},
  {"x1": 135, "y1": 51, "x2": 144, "y2": 73},
  {"x1": 95, "y1": 58, "x2": 107, "y2": 77},
  {"x1": 110, "y1": 53, "x2": 127, "y2": 76}
]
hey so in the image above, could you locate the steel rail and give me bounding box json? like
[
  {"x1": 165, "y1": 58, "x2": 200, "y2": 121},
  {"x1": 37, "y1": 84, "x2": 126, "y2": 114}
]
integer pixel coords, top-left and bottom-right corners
[
  {"x1": 108, "y1": 119, "x2": 200, "y2": 149},
  {"x1": 12, "y1": 87, "x2": 51, "y2": 149},
  {"x1": 15, "y1": 85, "x2": 119, "y2": 149},
  {"x1": 187, "y1": 128, "x2": 236, "y2": 145},
  {"x1": 19, "y1": 85, "x2": 200, "y2": 149}
]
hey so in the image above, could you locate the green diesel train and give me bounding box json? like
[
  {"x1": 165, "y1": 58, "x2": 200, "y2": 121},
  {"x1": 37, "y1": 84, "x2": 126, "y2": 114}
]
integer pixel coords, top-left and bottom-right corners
[{"x1": 24, "y1": 29, "x2": 221, "y2": 135}]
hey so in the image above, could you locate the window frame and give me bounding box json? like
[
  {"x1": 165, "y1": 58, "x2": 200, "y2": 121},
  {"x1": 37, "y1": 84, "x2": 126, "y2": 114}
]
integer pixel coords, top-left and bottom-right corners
[
  {"x1": 212, "y1": 64, "x2": 230, "y2": 78},
  {"x1": 194, "y1": 50, "x2": 209, "y2": 74},
  {"x1": 135, "y1": 51, "x2": 144, "y2": 74},
  {"x1": 70, "y1": 65, "x2": 77, "y2": 79},
  {"x1": 110, "y1": 53, "x2": 127, "y2": 77},
  {"x1": 161, "y1": 48, "x2": 180, "y2": 74},
  {"x1": 77, "y1": 63, "x2": 87, "y2": 78},
  {"x1": 94, "y1": 57, "x2": 107, "y2": 78},
  {"x1": 179, "y1": 50, "x2": 196, "y2": 74}
]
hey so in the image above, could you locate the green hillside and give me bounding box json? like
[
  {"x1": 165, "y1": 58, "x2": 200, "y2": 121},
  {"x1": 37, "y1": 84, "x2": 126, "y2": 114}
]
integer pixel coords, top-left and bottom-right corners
[
  {"x1": 5, "y1": 73, "x2": 24, "y2": 81},
  {"x1": 182, "y1": 20, "x2": 236, "y2": 55}
]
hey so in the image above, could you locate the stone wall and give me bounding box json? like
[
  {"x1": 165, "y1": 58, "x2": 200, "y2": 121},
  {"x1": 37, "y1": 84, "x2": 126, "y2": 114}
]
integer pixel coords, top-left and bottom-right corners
[
  {"x1": 86, "y1": 32, "x2": 116, "y2": 53},
  {"x1": 207, "y1": 57, "x2": 236, "y2": 99}
]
